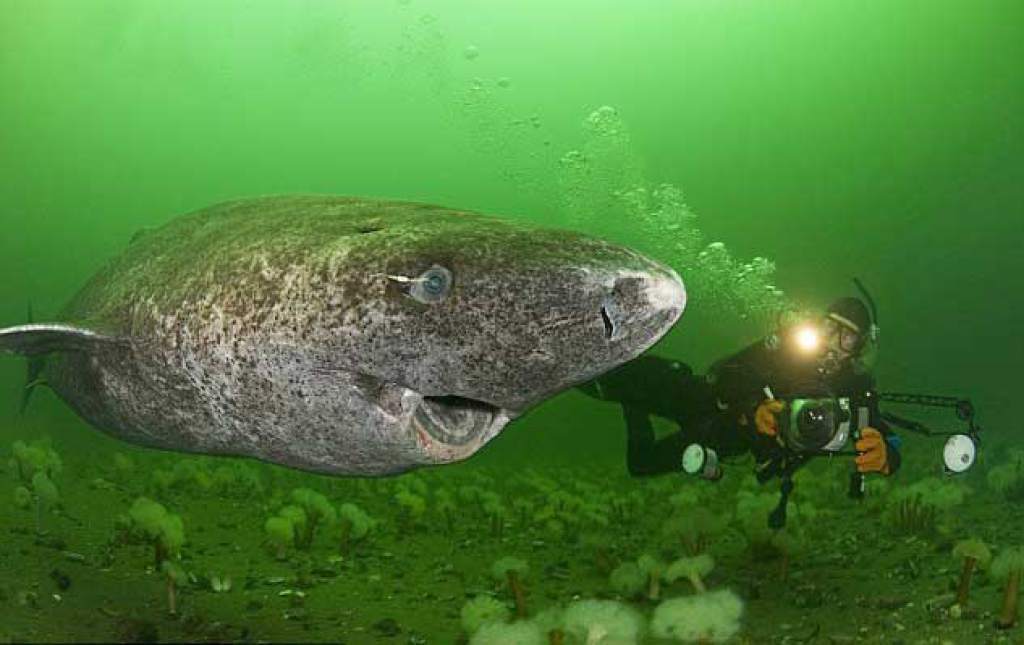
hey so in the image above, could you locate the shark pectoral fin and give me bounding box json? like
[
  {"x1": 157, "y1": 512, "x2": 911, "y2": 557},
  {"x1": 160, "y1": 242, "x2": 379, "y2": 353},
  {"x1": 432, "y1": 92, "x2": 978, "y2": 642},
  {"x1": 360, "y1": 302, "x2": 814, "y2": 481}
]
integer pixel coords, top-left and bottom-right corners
[{"x1": 0, "y1": 323, "x2": 120, "y2": 357}]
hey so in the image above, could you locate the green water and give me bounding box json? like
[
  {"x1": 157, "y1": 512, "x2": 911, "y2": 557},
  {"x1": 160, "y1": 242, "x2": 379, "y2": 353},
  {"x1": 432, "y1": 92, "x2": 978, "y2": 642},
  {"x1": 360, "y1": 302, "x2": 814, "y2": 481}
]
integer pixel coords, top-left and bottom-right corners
[{"x1": 1, "y1": 1, "x2": 1022, "y2": 642}]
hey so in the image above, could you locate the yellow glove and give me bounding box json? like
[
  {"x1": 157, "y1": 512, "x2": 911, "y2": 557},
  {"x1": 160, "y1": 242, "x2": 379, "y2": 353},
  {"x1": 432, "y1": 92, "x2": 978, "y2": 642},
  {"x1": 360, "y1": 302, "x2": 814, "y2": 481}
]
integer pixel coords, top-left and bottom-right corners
[
  {"x1": 855, "y1": 428, "x2": 891, "y2": 474},
  {"x1": 754, "y1": 399, "x2": 785, "y2": 437}
]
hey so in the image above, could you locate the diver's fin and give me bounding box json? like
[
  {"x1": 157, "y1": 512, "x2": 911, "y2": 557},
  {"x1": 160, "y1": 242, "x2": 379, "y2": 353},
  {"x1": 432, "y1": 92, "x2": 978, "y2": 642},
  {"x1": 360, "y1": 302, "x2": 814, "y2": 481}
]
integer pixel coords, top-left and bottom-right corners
[{"x1": 0, "y1": 323, "x2": 120, "y2": 357}]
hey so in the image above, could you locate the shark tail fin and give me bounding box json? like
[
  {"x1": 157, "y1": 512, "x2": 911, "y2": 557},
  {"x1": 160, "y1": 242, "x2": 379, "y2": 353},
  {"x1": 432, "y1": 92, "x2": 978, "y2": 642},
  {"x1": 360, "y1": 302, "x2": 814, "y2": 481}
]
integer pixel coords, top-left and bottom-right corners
[
  {"x1": 2, "y1": 305, "x2": 119, "y2": 414},
  {"x1": 21, "y1": 355, "x2": 46, "y2": 415},
  {"x1": 19, "y1": 302, "x2": 45, "y2": 414}
]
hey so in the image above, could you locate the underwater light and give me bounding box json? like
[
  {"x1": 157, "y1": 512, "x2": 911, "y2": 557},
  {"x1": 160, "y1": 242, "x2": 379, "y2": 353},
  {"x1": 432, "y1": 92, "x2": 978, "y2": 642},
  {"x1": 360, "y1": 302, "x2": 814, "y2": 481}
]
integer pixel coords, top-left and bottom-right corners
[{"x1": 794, "y1": 325, "x2": 821, "y2": 352}]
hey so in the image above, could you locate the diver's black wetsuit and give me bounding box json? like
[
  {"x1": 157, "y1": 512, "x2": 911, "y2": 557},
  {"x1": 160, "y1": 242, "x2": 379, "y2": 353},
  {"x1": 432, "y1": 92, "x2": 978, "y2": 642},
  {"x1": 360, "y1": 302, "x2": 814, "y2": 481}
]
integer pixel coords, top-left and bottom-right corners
[
  {"x1": 579, "y1": 326, "x2": 901, "y2": 479},
  {"x1": 577, "y1": 356, "x2": 735, "y2": 476}
]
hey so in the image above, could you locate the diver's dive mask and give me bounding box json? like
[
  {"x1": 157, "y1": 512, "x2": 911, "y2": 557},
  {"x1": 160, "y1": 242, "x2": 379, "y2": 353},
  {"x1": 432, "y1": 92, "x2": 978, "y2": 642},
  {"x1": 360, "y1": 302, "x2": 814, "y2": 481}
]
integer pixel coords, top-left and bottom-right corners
[
  {"x1": 782, "y1": 397, "x2": 867, "y2": 453},
  {"x1": 816, "y1": 318, "x2": 865, "y2": 376}
]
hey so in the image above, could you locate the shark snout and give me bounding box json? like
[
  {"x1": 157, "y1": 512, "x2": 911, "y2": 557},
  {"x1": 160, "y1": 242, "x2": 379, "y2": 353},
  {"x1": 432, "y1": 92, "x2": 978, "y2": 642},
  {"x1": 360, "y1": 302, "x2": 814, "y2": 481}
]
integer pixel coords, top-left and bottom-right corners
[{"x1": 599, "y1": 268, "x2": 686, "y2": 342}]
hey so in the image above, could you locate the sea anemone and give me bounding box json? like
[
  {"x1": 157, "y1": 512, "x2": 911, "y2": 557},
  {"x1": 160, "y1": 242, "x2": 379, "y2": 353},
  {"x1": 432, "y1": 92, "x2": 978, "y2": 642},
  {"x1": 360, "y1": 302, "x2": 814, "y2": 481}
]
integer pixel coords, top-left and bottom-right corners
[
  {"x1": 734, "y1": 492, "x2": 780, "y2": 558},
  {"x1": 664, "y1": 554, "x2": 715, "y2": 594},
  {"x1": 637, "y1": 554, "x2": 666, "y2": 601},
  {"x1": 461, "y1": 595, "x2": 511, "y2": 635},
  {"x1": 337, "y1": 502, "x2": 375, "y2": 555},
  {"x1": 29, "y1": 471, "x2": 61, "y2": 533},
  {"x1": 661, "y1": 506, "x2": 727, "y2": 556},
  {"x1": 434, "y1": 489, "x2": 457, "y2": 534},
  {"x1": 770, "y1": 529, "x2": 806, "y2": 582},
  {"x1": 987, "y1": 452, "x2": 1024, "y2": 502},
  {"x1": 9, "y1": 439, "x2": 61, "y2": 484},
  {"x1": 580, "y1": 532, "x2": 615, "y2": 574},
  {"x1": 887, "y1": 477, "x2": 967, "y2": 537},
  {"x1": 290, "y1": 488, "x2": 336, "y2": 548},
  {"x1": 511, "y1": 498, "x2": 535, "y2": 528},
  {"x1": 531, "y1": 606, "x2": 565, "y2": 643},
  {"x1": 160, "y1": 560, "x2": 187, "y2": 615},
  {"x1": 394, "y1": 488, "x2": 426, "y2": 531},
  {"x1": 561, "y1": 599, "x2": 645, "y2": 644},
  {"x1": 650, "y1": 589, "x2": 744, "y2": 643},
  {"x1": 13, "y1": 486, "x2": 32, "y2": 510},
  {"x1": 483, "y1": 499, "x2": 507, "y2": 538},
  {"x1": 991, "y1": 547, "x2": 1024, "y2": 629},
  {"x1": 264, "y1": 516, "x2": 295, "y2": 560},
  {"x1": 609, "y1": 562, "x2": 645, "y2": 600},
  {"x1": 469, "y1": 620, "x2": 546, "y2": 645},
  {"x1": 952, "y1": 538, "x2": 992, "y2": 607},
  {"x1": 491, "y1": 556, "x2": 530, "y2": 618},
  {"x1": 126, "y1": 497, "x2": 185, "y2": 567},
  {"x1": 112, "y1": 452, "x2": 136, "y2": 477},
  {"x1": 276, "y1": 504, "x2": 307, "y2": 541}
]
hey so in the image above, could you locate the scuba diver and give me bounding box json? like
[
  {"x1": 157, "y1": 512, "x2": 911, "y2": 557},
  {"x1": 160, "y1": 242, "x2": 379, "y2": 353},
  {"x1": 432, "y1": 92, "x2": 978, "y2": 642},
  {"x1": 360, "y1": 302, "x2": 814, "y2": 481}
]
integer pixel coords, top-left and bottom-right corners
[{"x1": 578, "y1": 293, "x2": 902, "y2": 493}]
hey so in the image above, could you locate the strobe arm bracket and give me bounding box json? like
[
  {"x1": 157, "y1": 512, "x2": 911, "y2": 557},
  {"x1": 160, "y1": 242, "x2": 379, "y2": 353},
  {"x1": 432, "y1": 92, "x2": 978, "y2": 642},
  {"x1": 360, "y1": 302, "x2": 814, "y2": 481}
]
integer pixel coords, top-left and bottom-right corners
[
  {"x1": 876, "y1": 392, "x2": 981, "y2": 439},
  {"x1": 876, "y1": 391, "x2": 982, "y2": 474},
  {"x1": 880, "y1": 411, "x2": 934, "y2": 436},
  {"x1": 877, "y1": 392, "x2": 975, "y2": 422}
]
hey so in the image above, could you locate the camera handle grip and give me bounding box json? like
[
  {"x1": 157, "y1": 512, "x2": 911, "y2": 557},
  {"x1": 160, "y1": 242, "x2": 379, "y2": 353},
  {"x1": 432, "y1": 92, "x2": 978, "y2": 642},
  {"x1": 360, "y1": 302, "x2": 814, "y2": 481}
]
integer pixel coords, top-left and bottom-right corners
[{"x1": 848, "y1": 470, "x2": 865, "y2": 499}]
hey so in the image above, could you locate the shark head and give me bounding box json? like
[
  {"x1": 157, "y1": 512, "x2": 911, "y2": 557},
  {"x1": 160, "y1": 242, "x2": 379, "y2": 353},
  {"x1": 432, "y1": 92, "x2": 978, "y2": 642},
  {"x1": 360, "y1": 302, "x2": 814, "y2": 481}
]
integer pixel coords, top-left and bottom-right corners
[{"x1": 329, "y1": 209, "x2": 686, "y2": 472}]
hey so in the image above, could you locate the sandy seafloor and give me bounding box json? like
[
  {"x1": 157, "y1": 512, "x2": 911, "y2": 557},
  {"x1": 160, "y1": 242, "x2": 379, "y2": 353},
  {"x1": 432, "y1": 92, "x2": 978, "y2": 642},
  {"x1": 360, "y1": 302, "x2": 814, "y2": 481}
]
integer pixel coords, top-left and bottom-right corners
[{"x1": 1, "y1": 420, "x2": 1022, "y2": 645}]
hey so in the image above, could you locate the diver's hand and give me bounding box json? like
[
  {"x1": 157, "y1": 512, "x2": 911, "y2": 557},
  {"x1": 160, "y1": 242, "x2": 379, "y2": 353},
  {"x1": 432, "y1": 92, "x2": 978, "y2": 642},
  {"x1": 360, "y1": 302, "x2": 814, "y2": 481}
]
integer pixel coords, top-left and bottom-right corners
[
  {"x1": 754, "y1": 399, "x2": 785, "y2": 437},
  {"x1": 855, "y1": 428, "x2": 891, "y2": 475}
]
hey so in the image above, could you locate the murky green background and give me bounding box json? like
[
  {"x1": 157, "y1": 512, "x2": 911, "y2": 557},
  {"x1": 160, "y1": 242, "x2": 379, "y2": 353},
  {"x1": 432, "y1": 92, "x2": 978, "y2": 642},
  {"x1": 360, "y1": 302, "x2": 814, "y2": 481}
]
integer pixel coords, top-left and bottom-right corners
[{"x1": 1, "y1": 1, "x2": 1022, "y2": 642}]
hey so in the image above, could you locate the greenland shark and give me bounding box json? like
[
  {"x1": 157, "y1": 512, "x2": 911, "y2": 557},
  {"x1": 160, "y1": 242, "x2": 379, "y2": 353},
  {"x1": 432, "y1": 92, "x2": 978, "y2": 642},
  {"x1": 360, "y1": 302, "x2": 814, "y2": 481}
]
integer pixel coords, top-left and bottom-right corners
[{"x1": 0, "y1": 195, "x2": 686, "y2": 475}]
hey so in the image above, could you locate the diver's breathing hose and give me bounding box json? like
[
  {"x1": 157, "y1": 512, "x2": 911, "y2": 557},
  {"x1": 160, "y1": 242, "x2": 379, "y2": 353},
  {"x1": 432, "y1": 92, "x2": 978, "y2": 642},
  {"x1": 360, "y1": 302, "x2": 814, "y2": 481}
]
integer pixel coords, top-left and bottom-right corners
[{"x1": 852, "y1": 277, "x2": 879, "y2": 328}]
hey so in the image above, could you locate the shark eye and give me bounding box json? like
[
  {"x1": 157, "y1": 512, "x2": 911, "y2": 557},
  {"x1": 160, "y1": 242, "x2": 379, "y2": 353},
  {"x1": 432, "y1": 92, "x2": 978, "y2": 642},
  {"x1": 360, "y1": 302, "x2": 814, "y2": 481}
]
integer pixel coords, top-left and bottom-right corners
[{"x1": 410, "y1": 265, "x2": 452, "y2": 304}]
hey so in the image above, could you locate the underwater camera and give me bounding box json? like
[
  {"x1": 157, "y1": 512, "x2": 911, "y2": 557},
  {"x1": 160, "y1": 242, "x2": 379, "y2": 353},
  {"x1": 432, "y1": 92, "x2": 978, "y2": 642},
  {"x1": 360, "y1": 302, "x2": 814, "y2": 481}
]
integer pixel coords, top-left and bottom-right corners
[
  {"x1": 778, "y1": 391, "x2": 980, "y2": 475},
  {"x1": 780, "y1": 397, "x2": 855, "y2": 454},
  {"x1": 761, "y1": 390, "x2": 982, "y2": 529}
]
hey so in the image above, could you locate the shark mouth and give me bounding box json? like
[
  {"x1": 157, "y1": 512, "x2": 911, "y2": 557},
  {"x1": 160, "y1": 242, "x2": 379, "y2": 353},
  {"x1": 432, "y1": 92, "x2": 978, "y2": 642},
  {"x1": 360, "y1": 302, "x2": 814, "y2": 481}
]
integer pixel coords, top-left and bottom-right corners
[
  {"x1": 415, "y1": 395, "x2": 502, "y2": 444},
  {"x1": 410, "y1": 394, "x2": 511, "y2": 462}
]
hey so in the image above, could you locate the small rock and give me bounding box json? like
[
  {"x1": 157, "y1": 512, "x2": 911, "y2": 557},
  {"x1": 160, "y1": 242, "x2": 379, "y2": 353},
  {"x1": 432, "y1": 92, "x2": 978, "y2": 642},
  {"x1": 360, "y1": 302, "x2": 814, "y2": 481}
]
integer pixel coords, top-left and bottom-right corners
[
  {"x1": 310, "y1": 567, "x2": 338, "y2": 579},
  {"x1": 875, "y1": 595, "x2": 909, "y2": 610},
  {"x1": 373, "y1": 617, "x2": 401, "y2": 637},
  {"x1": 925, "y1": 592, "x2": 956, "y2": 611},
  {"x1": 49, "y1": 569, "x2": 71, "y2": 591},
  {"x1": 33, "y1": 535, "x2": 66, "y2": 551}
]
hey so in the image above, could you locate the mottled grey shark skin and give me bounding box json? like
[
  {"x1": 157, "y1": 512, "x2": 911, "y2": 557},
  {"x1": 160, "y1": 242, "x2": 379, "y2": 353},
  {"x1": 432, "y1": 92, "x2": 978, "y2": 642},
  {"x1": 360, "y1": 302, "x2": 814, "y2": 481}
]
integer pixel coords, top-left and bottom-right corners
[{"x1": 0, "y1": 196, "x2": 686, "y2": 475}]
